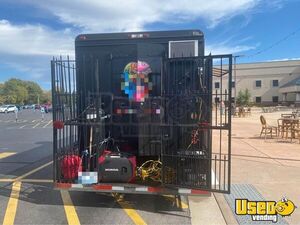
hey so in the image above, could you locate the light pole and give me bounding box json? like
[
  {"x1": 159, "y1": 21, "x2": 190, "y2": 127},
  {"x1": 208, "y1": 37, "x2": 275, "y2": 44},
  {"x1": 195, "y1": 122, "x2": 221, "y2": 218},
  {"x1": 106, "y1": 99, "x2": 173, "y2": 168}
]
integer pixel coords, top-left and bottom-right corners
[{"x1": 233, "y1": 55, "x2": 245, "y2": 106}]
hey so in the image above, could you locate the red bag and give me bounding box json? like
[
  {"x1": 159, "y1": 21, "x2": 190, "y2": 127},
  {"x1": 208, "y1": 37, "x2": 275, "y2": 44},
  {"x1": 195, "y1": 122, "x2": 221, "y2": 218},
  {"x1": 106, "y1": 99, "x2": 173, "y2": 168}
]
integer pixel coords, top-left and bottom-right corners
[
  {"x1": 98, "y1": 149, "x2": 112, "y2": 164},
  {"x1": 61, "y1": 155, "x2": 82, "y2": 180}
]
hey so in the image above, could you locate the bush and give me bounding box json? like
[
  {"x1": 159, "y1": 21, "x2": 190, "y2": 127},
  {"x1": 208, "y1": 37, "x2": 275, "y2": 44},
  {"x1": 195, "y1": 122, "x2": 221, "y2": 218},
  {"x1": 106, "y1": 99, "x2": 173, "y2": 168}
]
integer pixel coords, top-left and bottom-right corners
[{"x1": 236, "y1": 89, "x2": 251, "y2": 107}]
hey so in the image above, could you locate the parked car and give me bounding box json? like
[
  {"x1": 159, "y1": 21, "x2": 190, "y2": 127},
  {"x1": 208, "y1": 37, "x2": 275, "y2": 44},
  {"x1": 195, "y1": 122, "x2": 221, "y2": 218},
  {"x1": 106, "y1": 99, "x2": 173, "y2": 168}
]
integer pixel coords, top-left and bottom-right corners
[
  {"x1": 0, "y1": 105, "x2": 18, "y2": 113},
  {"x1": 42, "y1": 104, "x2": 53, "y2": 113},
  {"x1": 34, "y1": 104, "x2": 41, "y2": 110}
]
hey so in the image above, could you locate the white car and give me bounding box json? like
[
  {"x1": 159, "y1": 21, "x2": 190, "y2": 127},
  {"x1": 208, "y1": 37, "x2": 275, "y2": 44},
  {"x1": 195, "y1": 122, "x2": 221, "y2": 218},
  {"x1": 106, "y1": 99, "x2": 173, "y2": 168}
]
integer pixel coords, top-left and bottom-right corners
[{"x1": 0, "y1": 105, "x2": 18, "y2": 113}]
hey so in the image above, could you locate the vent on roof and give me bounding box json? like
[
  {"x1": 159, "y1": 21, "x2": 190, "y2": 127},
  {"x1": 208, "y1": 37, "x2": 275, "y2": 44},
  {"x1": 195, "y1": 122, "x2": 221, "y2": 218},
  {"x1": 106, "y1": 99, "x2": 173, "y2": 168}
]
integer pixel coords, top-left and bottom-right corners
[{"x1": 169, "y1": 40, "x2": 198, "y2": 58}]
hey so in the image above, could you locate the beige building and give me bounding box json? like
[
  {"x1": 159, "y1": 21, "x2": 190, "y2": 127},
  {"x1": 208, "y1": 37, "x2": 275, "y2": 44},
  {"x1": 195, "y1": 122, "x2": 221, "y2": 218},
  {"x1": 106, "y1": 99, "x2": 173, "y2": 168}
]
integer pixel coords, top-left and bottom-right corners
[{"x1": 213, "y1": 59, "x2": 300, "y2": 106}]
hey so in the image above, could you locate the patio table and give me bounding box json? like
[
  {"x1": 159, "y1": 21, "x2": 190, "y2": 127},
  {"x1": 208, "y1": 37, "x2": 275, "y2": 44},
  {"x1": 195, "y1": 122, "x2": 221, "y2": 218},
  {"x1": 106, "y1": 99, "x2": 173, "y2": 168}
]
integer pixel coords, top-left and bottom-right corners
[{"x1": 278, "y1": 117, "x2": 299, "y2": 139}]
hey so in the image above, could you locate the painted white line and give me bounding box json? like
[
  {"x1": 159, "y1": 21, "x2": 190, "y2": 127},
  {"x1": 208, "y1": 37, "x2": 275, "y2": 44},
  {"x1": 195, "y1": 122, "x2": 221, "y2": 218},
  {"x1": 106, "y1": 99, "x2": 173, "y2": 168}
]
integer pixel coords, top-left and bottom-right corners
[
  {"x1": 32, "y1": 123, "x2": 40, "y2": 128},
  {"x1": 32, "y1": 120, "x2": 36, "y2": 123},
  {"x1": 19, "y1": 125, "x2": 26, "y2": 129},
  {"x1": 43, "y1": 120, "x2": 52, "y2": 128}
]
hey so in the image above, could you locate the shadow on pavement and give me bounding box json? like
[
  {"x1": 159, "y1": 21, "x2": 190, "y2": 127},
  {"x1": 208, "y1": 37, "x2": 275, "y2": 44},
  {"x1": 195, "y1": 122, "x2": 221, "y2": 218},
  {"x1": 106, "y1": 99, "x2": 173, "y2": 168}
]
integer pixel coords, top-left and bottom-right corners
[{"x1": 0, "y1": 141, "x2": 189, "y2": 216}]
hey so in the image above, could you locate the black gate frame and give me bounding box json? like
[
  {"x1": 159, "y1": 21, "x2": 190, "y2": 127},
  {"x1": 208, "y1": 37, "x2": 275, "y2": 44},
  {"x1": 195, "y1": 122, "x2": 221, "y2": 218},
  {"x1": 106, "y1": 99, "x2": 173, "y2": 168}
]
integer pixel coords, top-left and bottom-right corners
[
  {"x1": 161, "y1": 55, "x2": 232, "y2": 193},
  {"x1": 51, "y1": 54, "x2": 232, "y2": 194}
]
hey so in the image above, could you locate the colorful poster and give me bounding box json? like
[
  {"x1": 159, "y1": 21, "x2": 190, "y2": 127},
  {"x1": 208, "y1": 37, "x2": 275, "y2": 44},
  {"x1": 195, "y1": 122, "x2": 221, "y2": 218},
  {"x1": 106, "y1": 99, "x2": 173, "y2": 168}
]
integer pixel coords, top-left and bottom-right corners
[{"x1": 121, "y1": 61, "x2": 152, "y2": 102}]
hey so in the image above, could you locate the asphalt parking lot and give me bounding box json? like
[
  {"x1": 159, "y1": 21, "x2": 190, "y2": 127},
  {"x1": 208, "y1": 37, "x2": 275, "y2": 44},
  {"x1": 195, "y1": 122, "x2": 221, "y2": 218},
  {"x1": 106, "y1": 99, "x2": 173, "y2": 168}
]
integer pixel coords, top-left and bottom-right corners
[{"x1": 0, "y1": 110, "x2": 191, "y2": 225}]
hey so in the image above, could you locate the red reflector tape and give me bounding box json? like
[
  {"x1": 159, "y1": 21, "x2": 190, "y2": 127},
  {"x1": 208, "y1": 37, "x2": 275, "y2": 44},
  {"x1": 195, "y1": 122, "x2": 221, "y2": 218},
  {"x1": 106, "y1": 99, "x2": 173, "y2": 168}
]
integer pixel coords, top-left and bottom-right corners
[
  {"x1": 148, "y1": 187, "x2": 162, "y2": 193},
  {"x1": 93, "y1": 185, "x2": 112, "y2": 190},
  {"x1": 55, "y1": 183, "x2": 72, "y2": 189},
  {"x1": 191, "y1": 189, "x2": 210, "y2": 195}
]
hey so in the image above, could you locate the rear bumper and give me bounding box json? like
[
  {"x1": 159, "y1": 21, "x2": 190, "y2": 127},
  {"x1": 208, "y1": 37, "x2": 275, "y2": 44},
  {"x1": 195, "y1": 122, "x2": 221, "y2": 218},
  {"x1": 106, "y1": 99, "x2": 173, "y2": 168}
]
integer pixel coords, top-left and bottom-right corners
[{"x1": 54, "y1": 182, "x2": 211, "y2": 196}]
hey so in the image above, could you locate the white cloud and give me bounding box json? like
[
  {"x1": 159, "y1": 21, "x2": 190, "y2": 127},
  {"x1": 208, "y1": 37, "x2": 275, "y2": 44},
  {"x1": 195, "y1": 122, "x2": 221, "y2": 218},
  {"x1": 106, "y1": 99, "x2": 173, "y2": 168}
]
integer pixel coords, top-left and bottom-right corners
[
  {"x1": 0, "y1": 20, "x2": 74, "y2": 87},
  {"x1": 0, "y1": 18, "x2": 258, "y2": 88},
  {"x1": 0, "y1": 20, "x2": 73, "y2": 56},
  {"x1": 206, "y1": 43, "x2": 257, "y2": 55},
  {"x1": 19, "y1": 0, "x2": 261, "y2": 32},
  {"x1": 267, "y1": 57, "x2": 300, "y2": 62},
  {"x1": 0, "y1": 0, "x2": 266, "y2": 88}
]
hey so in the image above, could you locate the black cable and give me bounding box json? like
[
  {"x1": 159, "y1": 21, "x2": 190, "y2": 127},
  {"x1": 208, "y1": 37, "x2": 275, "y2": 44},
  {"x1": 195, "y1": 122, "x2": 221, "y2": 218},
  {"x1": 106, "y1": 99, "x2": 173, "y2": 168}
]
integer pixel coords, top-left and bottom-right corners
[{"x1": 247, "y1": 26, "x2": 300, "y2": 58}]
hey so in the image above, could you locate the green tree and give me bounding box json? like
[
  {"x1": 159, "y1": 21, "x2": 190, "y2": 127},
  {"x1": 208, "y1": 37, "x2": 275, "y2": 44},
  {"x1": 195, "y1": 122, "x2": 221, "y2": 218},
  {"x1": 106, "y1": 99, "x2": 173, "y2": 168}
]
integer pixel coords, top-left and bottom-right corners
[
  {"x1": 2, "y1": 79, "x2": 28, "y2": 104},
  {"x1": 0, "y1": 78, "x2": 51, "y2": 105},
  {"x1": 41, "y1": 90, "x2": 52, "y2": 104},
  {"x1": 236, "y1": 88, "x2": 251, "y2": 106},
  {"x1": 0, "y1": 83, "x2": 4, "y2": 104},
  {"x1": 24, "y1": 81, "x2": 43, "y2": 104}
]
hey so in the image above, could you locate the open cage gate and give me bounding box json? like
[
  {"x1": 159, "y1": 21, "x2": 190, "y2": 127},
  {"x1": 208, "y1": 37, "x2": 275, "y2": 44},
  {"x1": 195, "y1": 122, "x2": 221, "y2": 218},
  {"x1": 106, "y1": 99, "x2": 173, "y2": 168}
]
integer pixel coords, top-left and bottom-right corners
[{"x1": 51, "y1": 55, "x2": 232, "y2": 194}]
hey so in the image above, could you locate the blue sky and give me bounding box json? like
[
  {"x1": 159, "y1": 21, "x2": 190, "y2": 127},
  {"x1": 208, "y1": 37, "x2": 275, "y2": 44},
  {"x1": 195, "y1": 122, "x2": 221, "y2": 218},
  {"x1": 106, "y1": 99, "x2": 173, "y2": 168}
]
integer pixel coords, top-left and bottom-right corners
[{"x1": 0, "y1": 0, "x2": 299, "y2": 89}]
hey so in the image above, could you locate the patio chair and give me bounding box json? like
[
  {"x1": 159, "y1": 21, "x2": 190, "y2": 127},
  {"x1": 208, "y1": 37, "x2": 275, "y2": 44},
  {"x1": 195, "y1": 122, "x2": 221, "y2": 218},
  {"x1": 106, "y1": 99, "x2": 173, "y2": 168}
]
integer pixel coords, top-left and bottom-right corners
[
  {"x1": 246, "y1": 107, "x2": 251, "y2": 117},
  {"x1": 238, "y1": 107, "x2": 245, "y2": 117},
  {"x1": 293, "y1": 128, "x2": 300, "y2": 143},
  {"x1": 277, "y1": 119, "x2": 284, "y2": 138},
  {"x1": 260, "y1": 115, "x2": 278, "y2": 139}
]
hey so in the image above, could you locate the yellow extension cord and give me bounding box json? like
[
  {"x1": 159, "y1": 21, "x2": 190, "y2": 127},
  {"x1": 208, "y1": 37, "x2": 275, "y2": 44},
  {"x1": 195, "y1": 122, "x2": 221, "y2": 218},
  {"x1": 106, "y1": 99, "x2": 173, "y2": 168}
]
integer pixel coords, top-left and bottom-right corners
[{"x1": 137, "y1": 160, "x2": 175, "y2": 183}]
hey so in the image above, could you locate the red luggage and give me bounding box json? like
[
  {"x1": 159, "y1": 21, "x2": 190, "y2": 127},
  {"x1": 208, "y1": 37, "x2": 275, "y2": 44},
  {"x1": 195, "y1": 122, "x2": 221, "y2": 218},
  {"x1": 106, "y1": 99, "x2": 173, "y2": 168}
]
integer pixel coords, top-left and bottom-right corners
[{"x1": 61, "y1": 155, "x2": 82, "y2": 180}]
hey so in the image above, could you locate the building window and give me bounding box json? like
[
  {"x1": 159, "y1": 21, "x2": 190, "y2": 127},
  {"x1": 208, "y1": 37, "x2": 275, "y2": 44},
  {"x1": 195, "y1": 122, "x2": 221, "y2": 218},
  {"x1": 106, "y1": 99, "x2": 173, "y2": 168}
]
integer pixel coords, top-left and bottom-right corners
[
  {"x1": 255, "y1": 80, "x2": 261, "y2": 88},
  {"x1": 215, "y1": 82, "x2": 220, "y2": 89},
  {"x1": 232, "y1": 81, "x2": 235, "y2": 88},
  {"x1": 272, "y1": 96, "x2": 279, "y2": 103},
  {"x1": 255, "y1": 97, "x2": 261, "y2": 103},
  {"x1": 272, "y1": 80, "x2": 279, "y2": 87}
]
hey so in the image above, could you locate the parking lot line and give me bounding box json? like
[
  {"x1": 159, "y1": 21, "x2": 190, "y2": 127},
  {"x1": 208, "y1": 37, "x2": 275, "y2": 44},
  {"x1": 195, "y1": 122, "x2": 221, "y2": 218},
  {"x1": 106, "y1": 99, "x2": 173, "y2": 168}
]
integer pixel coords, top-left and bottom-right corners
[
  {"x1": 0, "y1": 179, "x2": 52, "y2": 183},
  {"x1": 0, "y1": 152, "x2": 16, "y2": 159},
  {"x1": 22, "y1": 179, "x2": 52, "y2": 183},
  {"x1": 19, "y1": 125, "x2": 26, "y2": 129},
  {"x1": 2, "y1": 181, "x2": 22, "y2": 225},
  {"x1": 113, "y1": 194, "x2": 147, "y2": 225},
  {"x1": 163, "y1": 195, "x2": 189, "y2": 209},
  {"x1": 43, "y1": 120, "x2": 52, "y2": 128},
  {"x1": 61, "y1": 190, "x2": 81, "y2": 225},
  {"x1": 0, "y1": 179, "x2": 14, "y2": 182},
  {"x1": 32, "y1": 122, "x2": 40, "y2": 128},
  {"x1": 0, "y1": 161, "x2": 53, "y2": 183},
  {"x1": 16, "y1": 161, "x2": 53, "y2": 180}
]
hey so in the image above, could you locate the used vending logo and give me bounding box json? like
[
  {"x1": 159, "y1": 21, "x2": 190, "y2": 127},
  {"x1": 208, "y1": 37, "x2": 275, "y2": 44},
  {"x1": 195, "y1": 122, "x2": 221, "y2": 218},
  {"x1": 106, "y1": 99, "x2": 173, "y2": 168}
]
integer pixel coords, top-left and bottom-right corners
[{"x1": 235, "y1": 197, "x2": 296, "y2": 223}]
